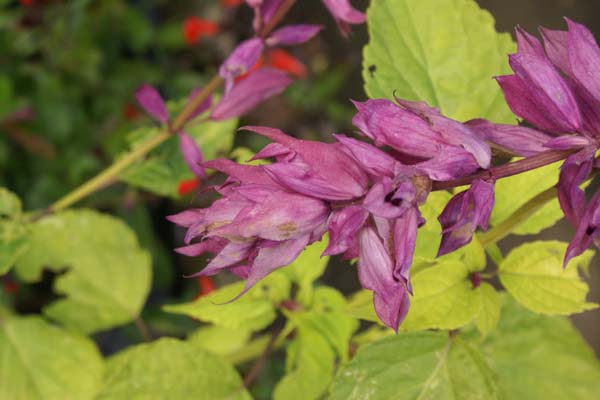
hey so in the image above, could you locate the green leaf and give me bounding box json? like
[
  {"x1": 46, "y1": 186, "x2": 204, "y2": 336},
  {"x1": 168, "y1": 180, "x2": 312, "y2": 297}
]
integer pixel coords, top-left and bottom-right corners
[
  {"x1": 344, "y1": 289, "x2": 379, "y2": 324},
  {"x1": 163, "y1": 273, "x2": 290, "y2": 332},
  {"x1": 413, "y1": 191, "x2": 452, "y2": 262},
  {"x1": 0, "y1": 220, "x2": 28, "y2": 275},
  {"x1": 329, "y1": 332, "x2": 500, "y2": 400},
  {"x1": 280, "y1": 236, "x2": 330, "y2": 304},
  {"x1": 15, "y1": 210, "x2": 152, "y2": 333},
  {"x1": 475, "y1": 283, "x2": 501, "y2": 336},
  {"x1": 363, "y1": 0, "x2": 514, "y2": 122},
  {"x1": 491, "y1": 161, "x2": 565, "y2": 235},
  {"x1": 121, "y1": 118, "x2": 237, "y2": 198},
  {"x1": 0, "y1": 187, "x2": 22, "y2": 218},
  {"x1": 0, "y1": 316, "x2": 104, "y2": 400},
  {"x1": 499, "y1": 241, "x2": 597, "y2": 315},
  {"x1": 401, "y1": 260, "x2": 480, "y2": 331},
  {"x1": 476, "y1": 297, "x2": 600, "y2": 399},
  {"x1": 188, "y1": 325, "x2": 252, "y2": 357},
  {"x1": 97, "y1": 338, "x2": 251, "y2": 400}
]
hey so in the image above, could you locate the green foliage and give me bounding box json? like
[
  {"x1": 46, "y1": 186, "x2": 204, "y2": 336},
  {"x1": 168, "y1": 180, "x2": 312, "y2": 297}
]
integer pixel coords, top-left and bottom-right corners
[
  {"x1": 401, "y1": 259, "x2": 482, "y2": 331},
  {"x1": 499, "y1": 241, "x2": 597, "y2": 315},
  {"x1": 491, "y1": 161, "x2": 565, "y2": 235},
  {"x1": 0, "y1": 316, "x2": 104, "y2": 400},
  {"x1": 475, "y1": 297, "x2": 600, "y2": 399},
  {"x1": 329, "y1": 332, "x2": 500, "y2": 400},
  {"x1": 275, "y1": 287, "x2": 358, "y2": 400},
  {"x1": 331, "y1": 297, "x2": 600, "y2": 400},
  {"x1": 0, "y1": 188, "x2": 29, "y2": 274},
  {"x1": 163, "y1": 273, "x2": 290, "y2": 332},
  {"x1": 188, "y1": 325, "x2": 252, "y2": 357},
  {"x1": 15, "y1": 209, "x2": 152, "y2": 333},
  {"x1": 121, "y1": 116, "x2": 237, "y2": 198},
  {"x1": 474, "y1": 283, "x2": 501, "y2": 336},
  {"x1": 363, "y1": 0, "x2": 515, "y2": 122},
  {"x1": 279, "y1": 236, "x2": 330, "y2": 305},
  {"x1": 96, "y1": 338, "x2": 251, "y2": 400}
]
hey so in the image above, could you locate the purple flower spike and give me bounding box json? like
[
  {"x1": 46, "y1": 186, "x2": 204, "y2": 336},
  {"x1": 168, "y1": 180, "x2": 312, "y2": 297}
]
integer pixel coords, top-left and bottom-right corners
[
  {"x1": 438, "y1": 179, "x2": 495, "y2": 256},
  {"x1": 321, "y1": 0, "x2": 366, "y2": 36},
  {"x1": 466, "y1": 119, "x2": 554, "y2": 157},
  {"x1": 557, "y1": 149, "x2": 595, "y2": 227},
  {"x1": 219, "y1": 38, "x2": 265, "y2": 90},
  {"x1": 565, "y1": 19, "x2": 600, "y2": 105},
  {"x1": 266, "y1": 24, "x2": 323, "y2": 46},
  {"x1": 135, "y1": 84, "x2": 169, "y2": 124},
  {"x1": 241, "y1": 125, "x2": 369, "y2": 200},
  {"x1": 358, "y1": 226, "x2": 410, "y2": 332},
  {"x1": 323, "y1": 206, "x2": 368, "y2": 257},
  {"x1": 211, "y1": 68, "x2": 292, "y2": 121},
  {"x1": 393, "y1": 207, "x2": 421, "y2": 293},
  {"x1": 179, "y1": 132, "x2": 205, "y2": 179},
  {"x1": 564, "y1": 190, "x2": 600, "y2": 267}
]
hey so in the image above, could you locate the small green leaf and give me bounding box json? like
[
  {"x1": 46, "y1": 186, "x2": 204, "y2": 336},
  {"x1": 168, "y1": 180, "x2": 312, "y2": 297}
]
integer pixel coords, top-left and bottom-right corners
[
  {"x1": 414, "y1": 191, "x2": 452, "y2": 262},
  {"x1": 188, "y1": 325, "x2": 252, "y2": 357},
  {"x1": 402, "y1": 260, "x2": 479, "y2": 331},
  {"x1": 363, "y1": 0, "x2": 514, "y2": 122},
  {"x1": 0, "y1": 220, "x2": 29, "y2": 275},
  {"x1": 0, "y1": 187, "x2": 22, "y2": 218},
  {"x1": 280, "y1": 236, "x2": 329, "y2": 304},
  {"x1": 97, "y1": 338, "x2": 251, "y2": 400},
  {"x1": 499, "y1": 241, "x2": 597, "y2": 315},
  {"x1": 475, "y1": 283, "x2": 501, "y2": 336},
  {"x1": 15, "y1": 210, "x2": 152, "y2": 333},
  {"x1": 163, "y1": 273, "x2": 290, "y2": 332},
  {"x1": 476, "y1": 296, "x2": 600, "y2": 399},
  {"x1": 344, "y1": 289, "x2": 379, "y2": 324},
  {"x1": 329, "y1": 332, "x2": 500, "y2": 400},
  {"x1": 0, "y1": 316, "x2": 104, "y2": 400}
]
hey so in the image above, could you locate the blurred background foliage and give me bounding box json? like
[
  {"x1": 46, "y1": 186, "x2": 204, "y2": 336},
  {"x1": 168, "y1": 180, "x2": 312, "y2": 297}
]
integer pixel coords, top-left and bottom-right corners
[{"x1": 2, "y1": 1, "x2": 600, "y2": 396}]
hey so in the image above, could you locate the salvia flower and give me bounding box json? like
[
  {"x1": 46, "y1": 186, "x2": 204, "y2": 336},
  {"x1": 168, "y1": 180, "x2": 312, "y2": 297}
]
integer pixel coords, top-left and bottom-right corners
[{"x1": 496, "y1": 19, "x2": 600, "y2": 264}]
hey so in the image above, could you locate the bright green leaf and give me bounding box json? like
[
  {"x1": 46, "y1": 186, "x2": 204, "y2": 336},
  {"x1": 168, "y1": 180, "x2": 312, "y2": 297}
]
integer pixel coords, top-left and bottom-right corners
[
  {"x1": 188, "y1": 325, "x2": 252, "y2": 357},
  {"x1": 363, "y1": 0, "x2": 514, "y2": 122},
  {"x1": 402, "y1": 260, "x2": 479, "y2": 331},
  {"x1": 280, "y1": 236, "x2": 329, "y2": 304},
  {"x1": 491, "y1": 161, "x2": 565, "y2": 235},
  {"x1": 475, "y1": 282, "x2": 501, "y2": 336},
  {"x1": 0, "y1": 316, "x2": 103, "y2": 400},
  {"x1": 329, "y1": 332, "x2": 500, "y2": 400},
  {"x1": 0, "y1": 187, "x2": 22, "y2": 218},
  {"x1": 499, "y1": 241, "x2": 597, "y2": 315},
  {"x1": 0, "y1": 220, "x2": 28, "y2": 275},
  {"x1": 15, "y1": 210, "x2": 152, "y2": 333},
  {"x1": 274, "y1": 326, "x2": 334, "y2": 400},
  {"x1": 344, "y1": 289, "x2": 379, "y2": 324},
  {"x1": 163, "y1": 273, "x2": 290, "y2": 332},
  {"x1": 476, "y1": 297, "x2": 600, "y2": 399},
  {"x1": 97, "y1": 338, "x2": 251, "y2": 400}
]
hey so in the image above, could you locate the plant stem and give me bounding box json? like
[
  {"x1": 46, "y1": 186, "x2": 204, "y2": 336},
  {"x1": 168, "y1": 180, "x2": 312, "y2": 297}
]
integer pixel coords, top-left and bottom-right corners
[
  {"x1": 432, "y1": 149, "x2": 576, "y2": 191},
  {"x1": 134, "y1": 315, "x2": 152, "y2": 342},
  {"x1": 45, "y1": 76, "x2": 225, "y2": 214},
  {"x1": 47, "y1": 130, "x2": 171, "y2": 213},
  {"x1": 243, "y1": 327, "x2": 282, "y2": 387},
  {"x1": 259, "y1": 0, "x2": 297, "y2": 38}
]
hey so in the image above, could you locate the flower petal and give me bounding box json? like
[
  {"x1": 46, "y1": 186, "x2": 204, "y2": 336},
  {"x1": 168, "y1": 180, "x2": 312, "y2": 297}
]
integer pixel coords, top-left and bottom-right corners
[
  {"x1": 179, "y1": 132, "x2": 206, "y2": 179},
  {"x1": 266, "y1": 24, "x2": 322, "y2": 46},
  {"x1": 135, "y1": 84, "x2": 169, "y2": 123}
]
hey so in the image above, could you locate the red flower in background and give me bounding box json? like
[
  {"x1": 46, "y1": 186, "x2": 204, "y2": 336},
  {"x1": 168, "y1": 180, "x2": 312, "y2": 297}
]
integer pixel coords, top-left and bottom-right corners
[
  {"x1": 195, "y1": 276, "x2": 216, "y2": 299},
  {"x1": 123, "y1": 103, "x2": 140, "y2": 121},
  {"x1": 178, "y1": 178, "x2": 200, "y2": 196},
  {"x1": 235, "y1": 49, "x2": 308, "y2": 83},
  {"x1": 19, "y1": 0, "x2": 34, "y2": 6},
  {"x1": 183, "y1": 17, "x2": 220, "y2": 46},
  {"x1": 220, "y1": 0, "x2": 243, "y2": 8}
]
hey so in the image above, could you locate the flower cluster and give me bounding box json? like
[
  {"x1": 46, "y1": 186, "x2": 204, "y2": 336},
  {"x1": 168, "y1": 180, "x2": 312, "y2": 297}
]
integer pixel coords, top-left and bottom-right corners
[
  {"x1": 168, "y1": 9, "x2": 600, "y2": 331},
  {"x1": 496, "y1": 19, "x2": 600, "y2": 265},
  {"x1": 169, "y1": 98, "x2": 513, "y2": 331}
]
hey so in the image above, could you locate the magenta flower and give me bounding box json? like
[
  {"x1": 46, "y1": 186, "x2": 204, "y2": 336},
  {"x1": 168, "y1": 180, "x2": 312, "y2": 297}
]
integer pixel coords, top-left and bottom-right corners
[
  {"x1": 496, "y1": 19, "x2": 600, "y2": 264},
  {"x1": 168, "y1": 159, "x2": 329, "y2": 293},
  {"x1": 135, "y1": 84, "x2": 208, "y2": 181},
  {"x1": 242, "y1": 125, "x2": 369, "y2": 200},
  {"x1": 437, "y1": 179, "x2": 495, "y2": 256},
  {"x1": 352, "y1": 99, "x2": 491, "y2": 180}
]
